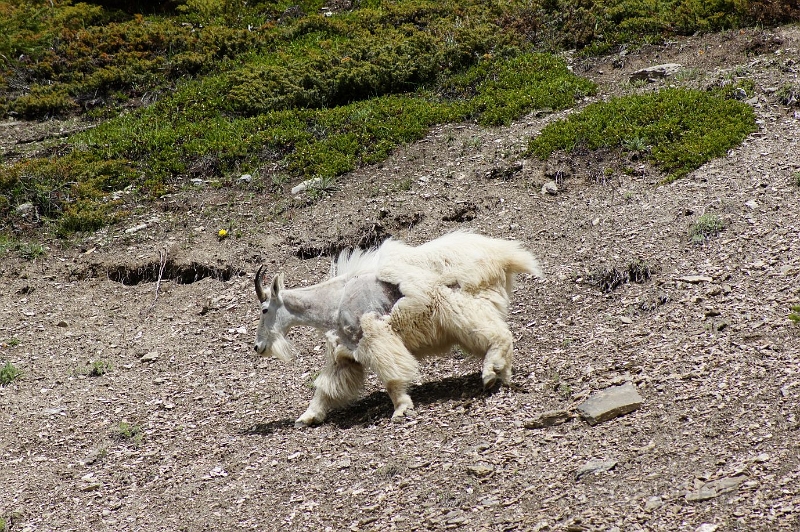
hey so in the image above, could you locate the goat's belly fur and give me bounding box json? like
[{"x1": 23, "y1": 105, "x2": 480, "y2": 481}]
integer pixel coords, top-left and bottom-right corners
[{"x1": 386, "y1": 284, "x2": 510, "y2": 359}]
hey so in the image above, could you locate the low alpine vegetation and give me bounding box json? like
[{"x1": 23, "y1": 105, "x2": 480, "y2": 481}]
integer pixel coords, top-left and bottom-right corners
[
  {"x1": 689, "y1": 213, "x2": 725, "y2": 243},
  {"x1": 1, "y1": 0, "x2": 793, "y2": 234},
  {"x1": 528, "y1": 88, "x2": 757, "y2": 183},
  {"x1": 0, "y1": 361, "x2": 21, "y2": 386},
  {"x1": 113, "y1": 422, "x2": 143, "y2": 445},
  {"x1": 75, "y1": 360, "x2": 111, "y2": 377}
]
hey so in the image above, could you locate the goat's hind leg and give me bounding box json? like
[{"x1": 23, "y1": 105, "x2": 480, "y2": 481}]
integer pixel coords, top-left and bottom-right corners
[
  {"x1": 480, "y1": 324, "x2": 514, "y2": 390},
  {"x1": 296, "y1": 335, "x2": 365, "y2": 428},
  {"x1": 448, "y1": 298, "x2": 514, "y2": 390}
]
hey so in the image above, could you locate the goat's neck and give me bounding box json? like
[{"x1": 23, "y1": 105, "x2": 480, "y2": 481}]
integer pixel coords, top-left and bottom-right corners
[{"x1": 278, "y1": 278, "x2": 345, "y2": 333}]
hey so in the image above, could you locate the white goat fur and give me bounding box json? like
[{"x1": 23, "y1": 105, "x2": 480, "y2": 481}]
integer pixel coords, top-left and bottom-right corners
[{"x1": 255, "y1": 231, "x2": 542, "y2": 426}]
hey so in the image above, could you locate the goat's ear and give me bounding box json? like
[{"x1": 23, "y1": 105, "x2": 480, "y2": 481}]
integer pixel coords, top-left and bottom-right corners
[{"x1": 270, "y1": 272, "x2": 285, "y2": 300}]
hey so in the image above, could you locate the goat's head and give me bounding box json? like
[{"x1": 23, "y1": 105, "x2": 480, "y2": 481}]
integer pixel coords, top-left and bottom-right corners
[{"x1": 253, "y1": 266, "x2": 294, "y2": 361}]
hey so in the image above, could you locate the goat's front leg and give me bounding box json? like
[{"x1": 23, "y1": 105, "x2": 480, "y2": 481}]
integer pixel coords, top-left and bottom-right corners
[
  {"x1": 357, "y1": 313, "x2": 419, "y2": 421},
  {"x1": 296, "y1": 337, "x2": 364, "y2": 428}
]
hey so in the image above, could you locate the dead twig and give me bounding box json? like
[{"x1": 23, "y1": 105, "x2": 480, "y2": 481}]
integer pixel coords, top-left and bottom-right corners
[{"x1": 141, "y1": 248, "x2": 168, "y2": 317}]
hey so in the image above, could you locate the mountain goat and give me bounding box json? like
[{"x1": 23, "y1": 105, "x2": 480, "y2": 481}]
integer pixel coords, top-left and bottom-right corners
[{"x1": 253, "y1": 231, "x2": 542, "y2": 427}]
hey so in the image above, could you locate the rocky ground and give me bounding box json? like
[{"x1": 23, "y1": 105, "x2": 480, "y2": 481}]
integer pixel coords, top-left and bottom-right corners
[{"x1": 1, "y1": 25, "x2": 799, "y2": 532}]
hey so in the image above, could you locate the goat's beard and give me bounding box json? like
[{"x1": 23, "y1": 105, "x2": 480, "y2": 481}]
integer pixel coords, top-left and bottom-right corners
[{"x1": 270, "y1": 334, "x2": 295, "y2": 362}]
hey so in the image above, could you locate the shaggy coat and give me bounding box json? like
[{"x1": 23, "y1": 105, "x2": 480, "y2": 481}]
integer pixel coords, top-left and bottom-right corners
[{"x1": 254, "y1": 231, "x2": 542, "y2": 426}]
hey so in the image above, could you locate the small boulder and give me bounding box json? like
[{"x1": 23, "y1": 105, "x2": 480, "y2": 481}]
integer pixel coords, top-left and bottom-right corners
[
  {"x1": 577, "y1": 383, "x2": 643, "y2": 425},
  {"x1": 16, "y1": 202, "x2": 34, "y2": 215},
  {"x1": 630, "y1": 63, "x2": 682, "y2": 82},
  {"x1": 139, "y1": 351, "x2": 159, "y2": 363},
  {"x1": 291, "y1": 177, "x2": 323, "y2": 195},
  {"x1": 541, "y1": 181, "x2": 559, "y2": 195}
]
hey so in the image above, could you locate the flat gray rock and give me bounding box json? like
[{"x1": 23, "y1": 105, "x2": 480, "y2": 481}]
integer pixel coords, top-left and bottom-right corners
[
  {"x1": 524, "y1": 409, "x2": 573, "y2": 429},
  {"x1": 630, "y1": 63, "x2": 682, "y2": 82},
  {"x1": 576, "y1": 459, "x2": 617, "y2": 480},
  {"x1": 644, "y1": 496, "x2": 664, "y2": 512},
  {"x1": 139, "y1": 351, "x2": 159, "y2": 363},
  {"x1": 678, "y1": 275, "x2": 713, "y2": 284},
  {"x1": 466, "y1": 463, "x2": 494, "y2": 477},
  {"x1": 577, "y1": 383, "x2": 643, "y2": 425},
  {"x1": 685, "y1": 476, "x2": 745, "y2": 502}
]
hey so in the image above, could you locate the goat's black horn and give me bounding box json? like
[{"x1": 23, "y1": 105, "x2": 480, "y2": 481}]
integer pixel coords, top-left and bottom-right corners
[{"x1": 255, "y1": 265, "x2": 266, "y2": 302}]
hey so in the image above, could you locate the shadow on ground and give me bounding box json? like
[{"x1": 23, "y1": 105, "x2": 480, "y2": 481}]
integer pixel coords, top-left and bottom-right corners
[{"x1": 242, "y1": 372, "x2": 524, "y2": 434}]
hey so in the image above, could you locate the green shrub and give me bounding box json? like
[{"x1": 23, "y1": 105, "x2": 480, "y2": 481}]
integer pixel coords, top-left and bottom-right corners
[
  {"x1": 114, "y1": 422, "x2": 143, "y2": 444},
  {"x1": 11, "y1": 86, "x2": 77, "y2": 119},
  {"x1": 741, "y1": 0, "x2": 800, "y2": 24},
  {"x1": 452, "y1": 53, "x2": 597, "y2": 126},
  {"x1": 0, "y1": 361, "x2": 21, "y2": 386},
  {"x1": 528, "y1": 88, "x2": 757, "y2": 182},
  {"x1": 689, "y1": 213, "x2": 724, "y2": 243},
  {"x1": 790, "y1": 305, "x2": 800, "y2": 324}
]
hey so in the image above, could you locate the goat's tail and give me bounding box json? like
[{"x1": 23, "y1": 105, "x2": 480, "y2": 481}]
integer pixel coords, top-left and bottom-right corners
[{"x1": 498, "y1": 240, "x2": 543, "y2": 279}]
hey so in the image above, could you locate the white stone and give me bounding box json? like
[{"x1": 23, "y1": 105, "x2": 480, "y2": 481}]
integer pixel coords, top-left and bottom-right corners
[
  {"x1": 125, "y1": 224, "x2": 148, "y2": 234},
  {"x1": 291, "y1": 177, "x2": 323, "y2": 195},
  {"x1": 541, "y1": 181, "x2": 558, "y2": 195}
]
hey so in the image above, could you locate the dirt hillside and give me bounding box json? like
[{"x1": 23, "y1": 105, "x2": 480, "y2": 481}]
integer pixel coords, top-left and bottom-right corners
[{"x1": 1, "y1": 26, "x2": 799, "y2": 531}]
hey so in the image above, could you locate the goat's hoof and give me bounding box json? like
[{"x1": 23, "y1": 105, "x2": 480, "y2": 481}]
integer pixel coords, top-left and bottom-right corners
[
  {"x1": 390, "y1": 404, "x2": 415, "y2": 422},
  {"x1": 391, "y1": 408, "x2": 415, "y2": 423},
  {"x1": 295, "y1": 412, "x2": 323, "y2": 428},
  {"x1": 482, "y1": 374, "x2": 499, "y2": 390}
]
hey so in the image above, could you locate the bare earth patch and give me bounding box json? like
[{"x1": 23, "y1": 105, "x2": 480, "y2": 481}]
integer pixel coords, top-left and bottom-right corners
[{"x1": 1, "y1": 26, "x2": 799, "y2": 531}]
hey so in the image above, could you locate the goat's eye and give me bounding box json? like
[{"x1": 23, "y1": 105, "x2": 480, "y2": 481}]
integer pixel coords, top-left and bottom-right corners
[{"x1": 262, "y1": 308, "x2": 269, "y2": 314}]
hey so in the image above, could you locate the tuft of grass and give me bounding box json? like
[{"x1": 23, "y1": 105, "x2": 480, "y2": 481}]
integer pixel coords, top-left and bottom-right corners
[
  {"x1": 0, "y1": 362, "x2": 22, "y2": 386},
  {"x1": 76, "y1": 360, "x2": 111, "y2": 377},
  {"x1": 689, "y1": 213, "x2": 724, "y2": 243},
  {"x1": 789, "y1": 305, "x2": 800, "y2": 325},
  {"x1": 0, "y1": 234, "x2": 45, "y2": 260},
  {"x1": 113, "y1": 422, "x2": 143, "y2": 445},
  {"x1": 0, "y1": 234, "x2": 13, "y2": 254},
  {"x1": 17, "y1": 242, "x2": 46, "y2": 260},
  {"x1": 528, "y1": 88, "x2": 757, "y2": 183},
  {"x1": 776, "y1": 84, "x2": 799, "y2": 107},
  {"x1": 556, "y1": 381, "x2": 572, "y2": 399},
  {"x1": 793, "y1": 172, "x2": 800, "y2": 187}
]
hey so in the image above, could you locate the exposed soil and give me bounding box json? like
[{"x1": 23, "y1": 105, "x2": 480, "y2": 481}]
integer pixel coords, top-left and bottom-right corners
[{"x1": 1, "y1": 26, "x2": 799, "y2": 532}]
